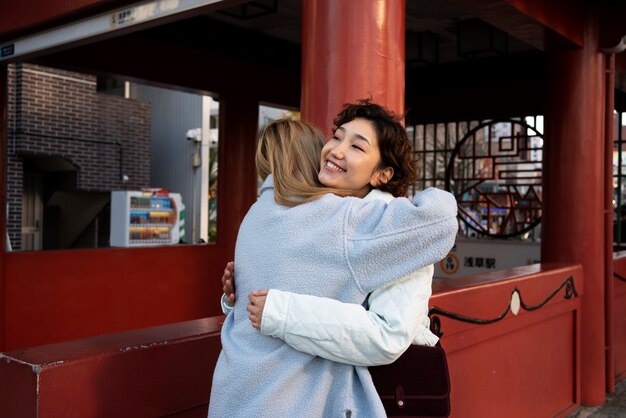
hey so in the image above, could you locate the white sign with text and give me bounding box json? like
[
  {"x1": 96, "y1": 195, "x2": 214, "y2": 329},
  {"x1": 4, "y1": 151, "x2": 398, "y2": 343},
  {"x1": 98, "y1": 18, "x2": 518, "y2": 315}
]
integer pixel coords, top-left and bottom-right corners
[{"x1": 434, "y1": 238, "x2": 541, "y2": 279}]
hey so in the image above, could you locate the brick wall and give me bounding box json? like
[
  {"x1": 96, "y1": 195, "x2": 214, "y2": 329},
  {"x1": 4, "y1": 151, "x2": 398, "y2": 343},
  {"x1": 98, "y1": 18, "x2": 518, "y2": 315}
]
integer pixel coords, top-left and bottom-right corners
[{"x1": 6, "y1": 63, "x2": 151, "y2": 250}]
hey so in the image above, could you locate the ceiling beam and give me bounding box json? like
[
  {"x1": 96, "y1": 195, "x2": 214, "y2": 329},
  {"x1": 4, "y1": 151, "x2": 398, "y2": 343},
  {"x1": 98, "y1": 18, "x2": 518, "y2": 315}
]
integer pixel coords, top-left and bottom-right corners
[
  {"x1": 33, "y1": 27, "x2": 300, "y2": 107},
  {"x1": 599, "y1": 2, "x2": 626, "y2": 51},
  {"x1": 446, "y1": 0, "x2": 584, "y2": 50},
  {"x1": 406, "y1": 51, "x2": 545, "y2": 123}
]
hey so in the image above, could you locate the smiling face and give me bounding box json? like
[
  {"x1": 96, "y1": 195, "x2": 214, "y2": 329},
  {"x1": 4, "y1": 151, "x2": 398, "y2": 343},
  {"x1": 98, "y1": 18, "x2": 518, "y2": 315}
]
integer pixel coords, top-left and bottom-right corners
[{"x1": 318, "y1": 118, "x2": 393, "y2": 198}]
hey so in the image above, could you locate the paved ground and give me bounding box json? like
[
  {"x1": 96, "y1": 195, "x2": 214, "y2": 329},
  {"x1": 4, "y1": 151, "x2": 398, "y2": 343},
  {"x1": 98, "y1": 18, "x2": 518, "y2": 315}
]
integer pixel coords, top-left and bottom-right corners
[{"x1": 567, "y1": 379, "x2": 626, "y2": 418}]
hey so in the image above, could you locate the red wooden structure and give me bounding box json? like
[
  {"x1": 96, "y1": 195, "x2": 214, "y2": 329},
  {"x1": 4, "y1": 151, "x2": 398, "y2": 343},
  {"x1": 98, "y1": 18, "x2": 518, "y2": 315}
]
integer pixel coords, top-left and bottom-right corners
[
  {"x1": 1, "y1": 0, "x2": 626, "y2": 416},
  {"x1": 0, "y1": 265, "x2": 584, "y2": 417}
]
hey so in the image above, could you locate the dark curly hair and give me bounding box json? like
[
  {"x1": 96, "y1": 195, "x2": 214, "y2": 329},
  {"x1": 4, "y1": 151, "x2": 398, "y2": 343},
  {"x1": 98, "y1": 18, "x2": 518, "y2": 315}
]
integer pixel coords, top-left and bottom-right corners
[{"x1": 333, "y1": 98, "x2": 418, "y2": 197}]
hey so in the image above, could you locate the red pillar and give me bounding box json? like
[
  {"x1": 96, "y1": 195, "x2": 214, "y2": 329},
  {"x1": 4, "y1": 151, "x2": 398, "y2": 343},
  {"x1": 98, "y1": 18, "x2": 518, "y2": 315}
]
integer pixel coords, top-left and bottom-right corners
[
  {"x1": 542, "y1": 13, "x2": 606, "y2": 404},
  {"x1": 300, "y1": 0, "x2": 406, "y2": 135},
  {"x1": 604, "y1": 54, "x2": 615, "y2": 394},
  {"x1": 216, "y1": 93, "x2": 259, "y2": 259}
]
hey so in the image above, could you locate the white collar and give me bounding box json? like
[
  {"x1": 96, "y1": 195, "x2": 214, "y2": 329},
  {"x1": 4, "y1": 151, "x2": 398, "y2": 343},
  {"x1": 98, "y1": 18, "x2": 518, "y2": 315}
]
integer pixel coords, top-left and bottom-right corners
[{"x1": 363, "y1": 189, "x2": 394, "y2": 203}]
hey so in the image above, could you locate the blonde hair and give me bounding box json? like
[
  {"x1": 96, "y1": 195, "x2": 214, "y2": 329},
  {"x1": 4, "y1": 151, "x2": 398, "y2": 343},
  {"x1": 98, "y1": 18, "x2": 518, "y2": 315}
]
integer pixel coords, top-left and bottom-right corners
[{"x1": 256, "y1": 119, "x2": 352, "y2": 206}]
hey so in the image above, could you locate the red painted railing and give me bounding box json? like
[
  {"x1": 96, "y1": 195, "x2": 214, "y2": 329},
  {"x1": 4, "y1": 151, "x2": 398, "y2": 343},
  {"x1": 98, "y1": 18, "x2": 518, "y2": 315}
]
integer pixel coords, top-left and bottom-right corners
[
  {"x1": 431, "y1": 263, "x2": 582, "y2": 418},
  {"x1": 2, "y1": 245, "x2": 227, "y2": 351},
  {"x1": 0, "y1": 317, "x2": 223, "y2": 418},
  {"x1": 0, "y1": 264, "x2": 583, "y2": 417}
]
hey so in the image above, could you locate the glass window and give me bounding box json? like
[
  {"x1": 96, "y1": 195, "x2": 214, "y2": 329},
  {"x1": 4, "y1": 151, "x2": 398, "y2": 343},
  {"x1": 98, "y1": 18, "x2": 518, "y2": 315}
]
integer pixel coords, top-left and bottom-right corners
[{"x1": 5, "y1": 63, "x2": 219, "y2": 250}]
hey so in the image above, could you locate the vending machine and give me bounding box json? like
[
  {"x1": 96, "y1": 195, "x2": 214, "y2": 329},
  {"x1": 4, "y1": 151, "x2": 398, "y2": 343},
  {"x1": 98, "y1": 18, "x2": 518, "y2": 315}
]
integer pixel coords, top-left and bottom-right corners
[{"x1": 110, "y1": 189, "x2": 185, "y2": 247}]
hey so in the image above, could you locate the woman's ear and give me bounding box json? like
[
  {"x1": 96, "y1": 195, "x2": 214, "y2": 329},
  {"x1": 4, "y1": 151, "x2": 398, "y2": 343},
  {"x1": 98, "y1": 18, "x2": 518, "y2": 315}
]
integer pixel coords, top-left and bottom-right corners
[{"x1": 370, "y1": 167, "x2": 394, "y2": 188}]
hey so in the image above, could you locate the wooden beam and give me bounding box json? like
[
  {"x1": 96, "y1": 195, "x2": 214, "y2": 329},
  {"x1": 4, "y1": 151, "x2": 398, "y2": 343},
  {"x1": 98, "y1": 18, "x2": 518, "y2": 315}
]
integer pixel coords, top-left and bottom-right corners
[
  {"x1": 33, "y1": 16, "x2": 300, "y2": 107},
  {"x1": 406, "y1": 51, "x2": 545, "y2": 123},
  {"x1": 447, "y1": 0, "x2": 584, "y2": 50}
]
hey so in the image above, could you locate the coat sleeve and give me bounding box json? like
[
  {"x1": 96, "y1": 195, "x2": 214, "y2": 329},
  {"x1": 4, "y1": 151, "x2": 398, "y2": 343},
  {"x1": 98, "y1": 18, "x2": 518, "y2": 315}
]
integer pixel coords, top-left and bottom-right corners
[
  {"x1": 260, "y1": 266, "x2": 438, "y2": 366},
  {"x1": 220, "y1": 293, "x2": 233, "y2": 315},
  {"x1": 344, "y1": 188, "x2": 458, "y2": 294}
]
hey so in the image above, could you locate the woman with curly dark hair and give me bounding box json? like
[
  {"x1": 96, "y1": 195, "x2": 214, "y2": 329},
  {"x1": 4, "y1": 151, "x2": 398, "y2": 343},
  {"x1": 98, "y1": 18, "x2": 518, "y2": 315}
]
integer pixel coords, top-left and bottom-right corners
[
  {"x1": 324, "y1": 97, "x2": 419, "y2": 198},
  {"x1": 319, "y1": 99, "x2": 417, "y2": 197}
]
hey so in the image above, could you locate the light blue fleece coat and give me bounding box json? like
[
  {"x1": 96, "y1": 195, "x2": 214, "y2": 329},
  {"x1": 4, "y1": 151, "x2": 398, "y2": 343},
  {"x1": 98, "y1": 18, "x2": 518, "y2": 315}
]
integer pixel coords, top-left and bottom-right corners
[{"x1": 208, "y1": 176, "x2": 458, "y2": 418}]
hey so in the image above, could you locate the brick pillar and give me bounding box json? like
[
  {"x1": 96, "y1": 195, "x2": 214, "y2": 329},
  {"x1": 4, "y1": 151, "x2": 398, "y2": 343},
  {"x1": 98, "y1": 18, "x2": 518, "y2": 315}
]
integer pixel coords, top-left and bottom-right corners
[
  {"x1": 542, "y1": 12, "x2": 606, "y2": 404},
  {"x1": 300, "y1": 0, "x2": 406, "y2": 136}
]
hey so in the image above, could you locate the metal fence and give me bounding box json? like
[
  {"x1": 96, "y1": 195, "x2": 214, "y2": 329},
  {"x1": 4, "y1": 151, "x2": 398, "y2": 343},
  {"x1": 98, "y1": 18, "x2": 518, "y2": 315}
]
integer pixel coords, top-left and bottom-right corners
[{"x1": 408, "y1": 117, "x2": 543, "y2": 240}]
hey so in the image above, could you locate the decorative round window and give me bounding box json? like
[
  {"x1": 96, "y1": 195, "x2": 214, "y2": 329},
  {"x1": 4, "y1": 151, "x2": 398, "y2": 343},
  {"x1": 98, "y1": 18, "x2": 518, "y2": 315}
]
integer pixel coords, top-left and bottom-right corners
[{"x1": 444, "y1": 119, "x2": 543, "y2": 238}]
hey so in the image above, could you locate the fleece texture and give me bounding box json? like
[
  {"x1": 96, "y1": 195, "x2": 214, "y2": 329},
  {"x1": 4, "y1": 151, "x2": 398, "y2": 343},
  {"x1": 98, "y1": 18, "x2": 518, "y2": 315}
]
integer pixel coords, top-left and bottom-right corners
[
  {"x1": 209, "y1": 176, "x2": 457, "y2": 418},
  {"x1": 259, "y1": 189, "x2": 439, "y2": 367}
]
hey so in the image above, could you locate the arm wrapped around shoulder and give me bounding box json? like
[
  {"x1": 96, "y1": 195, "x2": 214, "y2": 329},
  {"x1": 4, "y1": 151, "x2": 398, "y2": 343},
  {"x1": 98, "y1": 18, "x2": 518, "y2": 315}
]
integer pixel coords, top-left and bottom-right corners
[
  {"x1": 412, "y1": 188, "x2": 458, "y2": 220},
  {"x1": 346, "y1": 188, "x2": 458, "y2": 294}
]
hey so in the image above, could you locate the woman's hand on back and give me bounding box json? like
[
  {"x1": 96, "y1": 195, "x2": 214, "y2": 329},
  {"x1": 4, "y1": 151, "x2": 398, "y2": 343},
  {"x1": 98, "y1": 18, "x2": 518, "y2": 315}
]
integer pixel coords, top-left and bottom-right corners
[
  {"x1": 247, "y1": 290, "x2": 269, "y2": 330},
  {"x1": 222, "y1": 261, "x2": 236, "y2": 305}
]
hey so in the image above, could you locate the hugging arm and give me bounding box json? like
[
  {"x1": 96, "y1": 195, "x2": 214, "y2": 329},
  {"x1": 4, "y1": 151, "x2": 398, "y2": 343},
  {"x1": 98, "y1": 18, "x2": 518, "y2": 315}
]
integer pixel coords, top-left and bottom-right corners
[
  {"x1": 344, "y1": 188, "x2": 457, "y2": 293},
  {"x1": 221, "y1": 188, "x2": 455, "y2": 364},
  {"x1": 220, "y1": 261, "x2": 235, "y2": 315},
  {"x1": 220, "y1": 262, "x2": 438, "y2": 366},
  {"x1": 255, "y1": 188, "x2": 456, "y2": 365},
  {"x1": 260, "y1": 266, "x2": 438, "y2": 366}
]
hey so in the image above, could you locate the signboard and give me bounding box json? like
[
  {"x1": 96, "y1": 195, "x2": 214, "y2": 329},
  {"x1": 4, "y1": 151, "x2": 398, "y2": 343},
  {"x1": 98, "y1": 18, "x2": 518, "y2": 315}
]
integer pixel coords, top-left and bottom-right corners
[
  {"x1": 435, "y1": 238, "x2": 540, "y2": 279},
  {"x1": 0, "y1": 0, "x2": 223, "y2": 62},
  {"x1": 0, "y1": 44, "x2": 14, "y2": 58}
]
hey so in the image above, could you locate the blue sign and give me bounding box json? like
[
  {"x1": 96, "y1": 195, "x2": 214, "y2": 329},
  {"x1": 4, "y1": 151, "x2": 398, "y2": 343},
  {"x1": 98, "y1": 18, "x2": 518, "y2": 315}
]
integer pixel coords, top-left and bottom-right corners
[{"x1": 1, "y1": 44, "x2": 15, "y2": 57}]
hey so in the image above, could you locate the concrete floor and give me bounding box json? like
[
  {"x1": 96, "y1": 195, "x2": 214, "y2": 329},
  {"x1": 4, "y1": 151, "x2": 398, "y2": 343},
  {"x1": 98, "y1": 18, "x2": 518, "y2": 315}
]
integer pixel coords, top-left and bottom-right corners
[{"x1": 567, "y1": 379, "x2": 626, "y2": 418}]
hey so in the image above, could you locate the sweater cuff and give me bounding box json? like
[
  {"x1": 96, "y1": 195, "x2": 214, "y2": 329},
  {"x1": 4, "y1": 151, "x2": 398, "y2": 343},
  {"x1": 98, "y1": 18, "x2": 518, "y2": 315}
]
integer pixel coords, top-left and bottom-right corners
[
  {"x1": 260, "y1": 289, "x2": 291, "y2": 339},
  {"x1": 413, "y1": 316, "x2": 439, "y2": 346},
  {"x1": 220, "y1": 293, "x2": 234, "y2": 315},
  {"x1": 413, "y1": 327, "x2": 440, "y2": 347}
]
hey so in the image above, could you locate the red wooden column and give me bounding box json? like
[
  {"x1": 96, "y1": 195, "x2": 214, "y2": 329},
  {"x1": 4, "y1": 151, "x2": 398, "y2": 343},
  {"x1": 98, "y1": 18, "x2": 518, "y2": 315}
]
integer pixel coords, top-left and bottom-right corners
[
  {"x1": 542, "y1": 13, "x2": 606, "y2": 404},
  {"x1": 0, "y1": 64, "x2": 6, "y2": 351},
  {"x1": 300, "y1": 0, "x2": 406, "y2": 135},
  {"x1": 216, "y1": 92, "x2": 259, "y2": 259}
]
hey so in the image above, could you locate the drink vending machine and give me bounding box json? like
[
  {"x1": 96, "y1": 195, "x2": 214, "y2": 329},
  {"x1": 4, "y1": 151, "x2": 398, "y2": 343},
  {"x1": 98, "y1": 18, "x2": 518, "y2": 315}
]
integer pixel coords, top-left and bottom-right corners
[{"x1": 110, "y1": 189, "x2": 185, "y2": 247}]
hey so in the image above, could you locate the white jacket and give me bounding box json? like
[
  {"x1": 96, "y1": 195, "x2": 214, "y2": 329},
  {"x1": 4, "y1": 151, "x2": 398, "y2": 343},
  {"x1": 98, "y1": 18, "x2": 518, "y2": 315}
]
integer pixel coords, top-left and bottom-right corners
[
  {"x1": 260, "y1": 265, "x2": 438, "y2": 367},
  {"x1": 221, "y1": 189, "x2": 439, "y2": 367}
]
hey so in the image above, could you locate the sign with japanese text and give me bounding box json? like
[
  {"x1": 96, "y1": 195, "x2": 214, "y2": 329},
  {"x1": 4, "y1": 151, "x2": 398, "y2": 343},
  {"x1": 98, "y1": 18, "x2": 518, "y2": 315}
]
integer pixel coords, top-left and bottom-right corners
[{"x1": 435, "y1": 238, "x2": 540, "y2": 279}]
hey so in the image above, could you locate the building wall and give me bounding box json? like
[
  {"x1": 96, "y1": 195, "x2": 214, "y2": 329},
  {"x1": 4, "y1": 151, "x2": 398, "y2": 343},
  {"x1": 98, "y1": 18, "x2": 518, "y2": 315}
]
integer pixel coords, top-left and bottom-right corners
[
  {"x1": 130, "y1": 83, "x2": 204, "y2": 243},
  {"x1": 6, "y1": 63, "x2": 151, "y2": 250}
]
